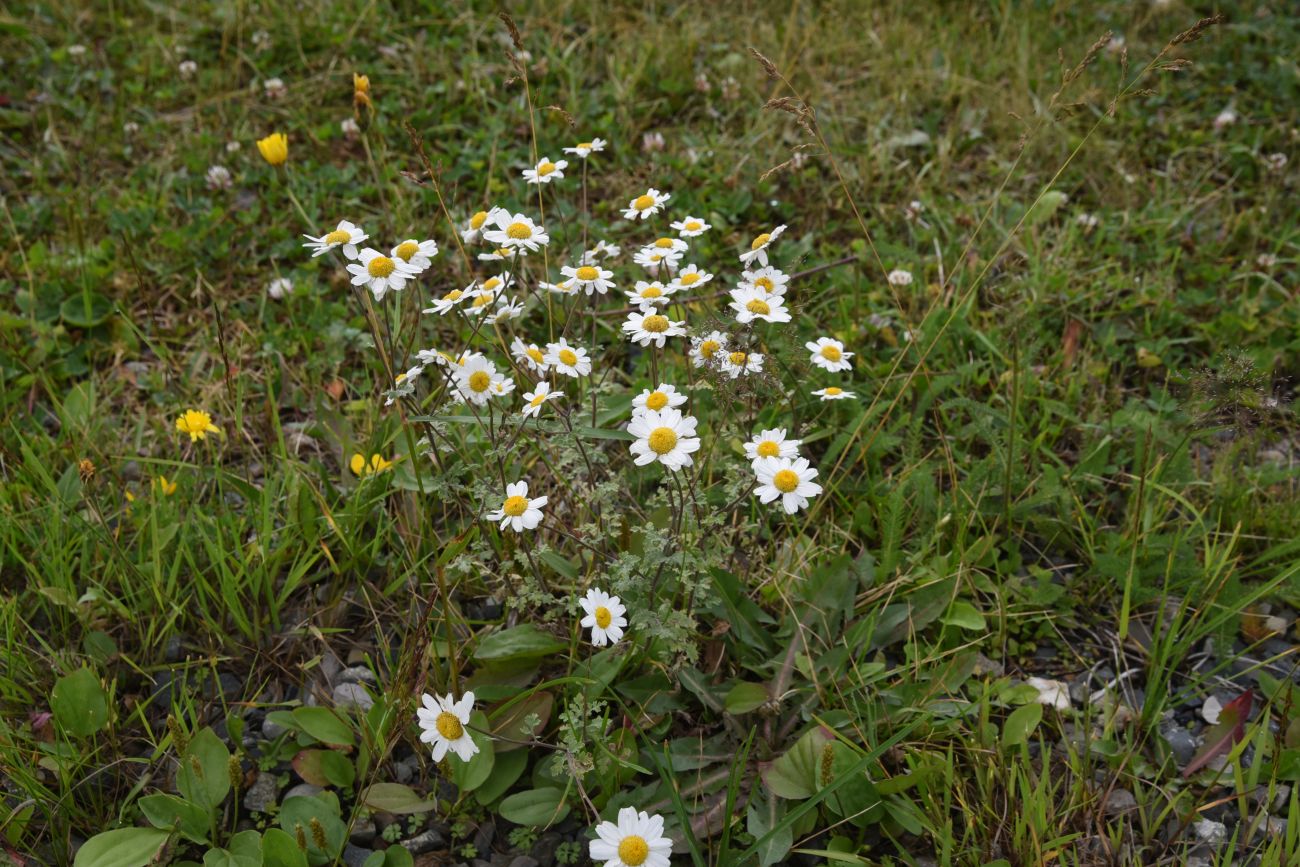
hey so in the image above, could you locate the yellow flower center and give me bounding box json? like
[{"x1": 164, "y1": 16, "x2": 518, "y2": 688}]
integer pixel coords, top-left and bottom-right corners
[
  {"x1": 577, "y1": 141, "x2": 593, "y2": 150},
  {"x1": 685, "y1": 220, "x2": 702, "y2": 231},
  {"x1": 746, "y1": 299, "x2": 771, "y2": 315},
  {"x1": 647, "y1": 427, "x2": 678, "y2": 455},
  {"x1": 472, "y1": 293, "x2": 493, "y2": 308},
  {"x1": 633, "y1": 194, "x2": 655, "y2": 211},
  {"x1": 618, "y1": 836, "x2": 650, "y2": 867},
  {"x1": 754, "y1": 277, "x2": 774, "y2": 291},
  {"x1": 558, "y1": 349, "x2": 578, "y2": 366},
  {"x1": 700, "y1": 340, "x2": 720, "y2": 359},
  {"x1": 526, "y1": 347, "x2": 545, "y2": 364},
  {"x1": 537, "y1": 161, "x2": 556, "y2": 176},
  {"x1": 824, "y1": 387, "x2": 843, "y2": 396},
  {"x1": 484, "y1": 277, "x2": 501, "y2": 291},
  {"x1": 757, "y1": 440, "x2": 780, "y2": 458},
  {"x1": 751, "y1": 233, "x2": 772, "y2": 250},
  {"x1": 444, "y1": 290, "x2": 463, "y2": 301},
  {"x1": 394, "y1": 241, "x2": 420, "y2": 261},
  {"x1": 494, "y1": 247, "x2": 512, "y2": 257},
  {"x1": 595, "y1": 606, "x2": 612, "y2": 629},
  {"x1": 773, "y1": 469, "x2": 800, "y2": 493},
  {"x1": 640, "y1": 285, "x2": 663, "y2": 298},
  {"x1": 395, "y1": 372, "x2": 407, "y2": 384},
  {"x1": 470, "y1": 210, "x2": 489, "y2": 230},
  {"x1": 530, "y1": 394, "x2": 546, "y2": 407},
  {"x1": 729, "y1": 351, "x2": 748, "y2": 366},
  {"x1": 679, "y1": 273, "x2": 699, "y2": 286},
  {"x1": 503, "y1": 494, "x2": 529, "y2": 517},
  {"x1": 576, "y1": 266, "x2": 600, "y2": 281},
  {"x1": 654, "y1": 238, "x2": 674, "y2": 249},
  {"x1": 367, "y1": 256, "x2": 396, "y2": 278},
  {"x1": 434, "y1": 711, "x2": 464, "y2": 740},
  {"x1": 506, "y1": 222, "x2": 532, "y2": 240},
  {"x1": 821, "y1": 345, "x2": 842, "y2": 361},
  {"x1": 468, "y1": 371, "x2": 491, "y2": 392},
  {"x1": 645, "y1": 391, "x2": 668, "y2": 411},
  {"x1": 325, "y1": 229, "x2": 350, "y2": 244},
  {"x1": 642, "y1": 314, "x2": 670, "y2": 333}
]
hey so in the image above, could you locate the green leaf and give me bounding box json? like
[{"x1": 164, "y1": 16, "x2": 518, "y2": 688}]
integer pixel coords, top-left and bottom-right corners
[
  {"x1": 940, "y1": 600, "x2": 986, "y2": 631},
  {"x1": 291, "y1": 750, "x2": 355, "y2": 788},
  {"x1": 475, "y1": 747, "x2": 529, "y2": 805},
  {"x1": 278, "y1": 796, "x2": 345, "y2": 859},
  {"x1": 176, "y1": 728, "x2": 231, "y2": 810},
  {"x1": 474, "y1": 624, "x2": 566, "y2": 662},
  {"x1": 763, "y1": 727, "x2": 830, "y2": 800},
  {"x1": 261, "y1": 828, "x2": 309, "y2": 867},
  {"x1": 139, "y1": 793, "x2": 210, "y2": 843},
  {"x1": 1001, "y1": 703, "x2": 1044, "y2": 747},
  {"x1": 60, "y1": 292, "x2": 115, "y2": 327},
  {"x1": 73, "y1": 828, "x2": 171, "y2": 867},
  {"x1": 1025, "y1": 189, "x2": 1070, "y2": 228},
  {"x1": 51, "y1": 667, "x2": 109, "y2": 737},
  {"x1": 291, "y1": 707, "x2": 354, "y2": 747},
  {"x1": 725, "y1": 682, "x2": 769, "y2": 715},
  {"x1": 363, "y1": 848, "x2": 413, "y2": 867},
  {"x1": 747, "y1": 794, "x2": 791, "y2": 867},
  {"x1": 359, "y1": 783, "x2": 438, "y2": 814},
  {"x1": 450, "y1": 711, "x2": 496, "y2": 793},
  {"x1": 497, "y1": 787, "x2": 570, "y2": 826}
]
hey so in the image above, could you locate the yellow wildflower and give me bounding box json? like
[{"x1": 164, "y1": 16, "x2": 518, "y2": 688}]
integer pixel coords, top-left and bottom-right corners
[
  {"x1": 175, "y1": 410, "x2": 220, "y2": 442},
  {"x1": 256, "y1": 132, "x2": 288, "y2": 166}
]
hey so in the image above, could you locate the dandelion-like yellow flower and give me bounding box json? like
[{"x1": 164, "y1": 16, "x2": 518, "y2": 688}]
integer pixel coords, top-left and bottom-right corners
[
  {"x1": 350, "y1": 453, "x2": 394, "y2": 476},
  {"x1": 256, "y1": 133, "x2": 288, "y2": 166},
  {"x1": 353, "y1": 73, "x2": 370, "y2": 95},
  {"x1": 175, "y1": 410, "x2": 220, "y2": 442},
  {"x1": 153, "y1": 476, "x2": 178, "y2": 496}
]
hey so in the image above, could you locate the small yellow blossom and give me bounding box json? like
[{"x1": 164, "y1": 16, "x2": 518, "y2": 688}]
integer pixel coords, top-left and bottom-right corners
[
  {"x1": 153, "y1": 476, "x2": 178, "y2": 496},
  {"x1": 256, "y1": 132, "x2": 288, "y2": 166},
  {"x1": 353, "y1": 73, "x2": 370, "y2": 95},
  {"x1": 175, "y1": 410, "x2": 220, "y2": 442},
  {"x1": 350, "y1": 453, "x2": 394, "y2": 476}
]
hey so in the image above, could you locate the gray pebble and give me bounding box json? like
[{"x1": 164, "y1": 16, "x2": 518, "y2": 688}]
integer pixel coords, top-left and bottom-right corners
[
  {"x1": 350, "y1": 816, "x2": 377, "y2": 846},
  {"x1": 243, "y1": 773, "x2": 279, "y2": 814},
  {"x1": 341, "y1": 666, "x2": 378, "y2": 685},
  {"x1": 404, "y1": 828, "x2": 447, "y2": 854},
  {"x1": 1191, "y1": 819, "x2": 1226, "y2": 845},
  {"x1": 262, "y1": 716, "x2": 288, "y2": 740},
  {"x1": 1103, "y1": 789, "x2": 1137, "y2": 816},
  {"x1": 342, "y1": 844, "x2": 373, "y2": 867},
  {"x1": 334, "y1": 682, "x2": 374, "y2": 712}
]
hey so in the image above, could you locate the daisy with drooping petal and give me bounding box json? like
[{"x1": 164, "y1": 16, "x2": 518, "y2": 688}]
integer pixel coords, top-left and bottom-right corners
[
  {"x1": 625, "y1": 280, "x2": 674, "y2": 306},
  {"x1": 670, "y1": 264, "x2": 713, "y2": 292},
  {"x1": 628, "y1": 407, "x2": 700, "y2": 471},
  {"x1": 721, "y1": 350, "x2": 764, "y2": 379},
  {"x1": 522, "y1": 156, "x2": 568, "y2": 184},
  {"x1": 540, "y1": 279, "x2": 577, "y2": 295},
  {"x1": 622, "y1": 188, "x2": 670, "y2": 221},
  {"x1": 416, "y1": 692, "x2": 479, "y2": 762},
  {"x1": 564, "y1": 138, "x2": 607, "y2": 158},
  {"x1": 579, "y1": 589, "x2": 627, "y2": 647},
  {"x1": 521, "y1": 382, "x2": 563, "y2": 418},
  {"x1": 753, "y1": 456, "x2": 823, "y2": 515},
  {"x1": 303, "y1": 220, "x2": 368, "y2": 258},
  {"x1": 745, "y1": 428, "x2": 801, "y2": 465},
  {"x1": 483, "y1": 212, "x2": 550, "y2": 252},
  {"x1": 806, "y1": 337, "x2": 854, "y2": 372},
  {"x1": 589, "y1": 808, "x2": 673, "y2": 867},
  {"x1": 484, "y1": 480, "x2": 547, "y2": 531},
  {"x1": 730, "y1": 287, "x2": 791, "y2": 324},
  {"x1": 739, "y1": 224, "x2": 787, "y2": 267},
  {"x1": 561, "y1": 263, "x2": 616, "y2": 295},
  {"x1": 478, "y1": 246, "x2": 520, "y2": 262},
  {"x1": 461, "y1": 207, "x2": 503, "y2": 244},
  {"x1": 464, "y1": 288, "x2": 503, "y2": 317},
  {"x1": 424, "y1": 288, "x2": 468, "y2": 316},
  {"x1": 622, "y1": 306, "x2": 686, "y2": 348},
  {"x1": 391, "y1": 238, "x2": 439, "y2": 273},
  {"x1": 671, "y1": 216, "x2": 711, "y2": 237},
  {"x1": 346, "y1": 248, "x2": 421, "y2": 301},
  {"x1": 739, "y1": 266, "x2": 789, "y2": 296},
  {"x1": 176, "y1": 409, "x2": 220, "y2": 442},
  {"x1": 511, "y1": 337, "x2": 549, "y2": 374},
  {"x1": 544, "y1": 339, "x2": 592, "y2": 378},
  {"x1": 632, "y1": 383, "x2": 687, "y2": 416},
  {"x1": 812, "y1": 386, "x2": 855, "y2": 401},
  {"x1": 691, "y1": 331, "x2": 728, "y2": 368}
]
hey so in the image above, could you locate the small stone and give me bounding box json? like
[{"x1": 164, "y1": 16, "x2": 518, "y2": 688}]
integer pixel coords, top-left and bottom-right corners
[
  {"x1": 394, "y1": 754, "x2": 418, "y2": 784},
  {"x1": 350, "y1": 816, "x2": 377, "y2": 845},
  {"x1": 1103, "y1": 789, "x2": 1138, "y2": 816},
  {"x1": 164, "y1": 635, "x2": 184, "y2": 662},
  {"x1": 1191, "y1": 819, "x2": 1226, "y2": 845},
  {"x1": 334, "y1": 682, "x2": 374, "y2": 712},
  {"x1": 1027, "y1": 677, "x2": 1072, "y2": 710},
  {"x1": 320, "y1": 651, "x2": 343, "y2": 684},
  {"x1": 508, "y1": 857, "x2": 539, "y2": 867},
  {"x1": 1267, "y1": 816, "x2": 1288, "y2": 837},
  {"x1": 530, "y1": 832, "x2": 563, "y2": 867},
  {"x1": 262, "y1": 715, "x2": 288, "y2": 740},
  {"x1": 971, "y1": 653, "x2": 1004, "y2": 677},
  {"x1": 1202, "y1": 695, "x2": 1222, "y2": 724},
  {"x1": 340, "y1": 666, "x2": 377, "y2": 685},
  {"x1": 284, "y1": 783, "x2": 323, "y2": 801},
  {"x1": 244, "y1": 772, "x2": 279, "y2": 813},
  {"x1": 1161, "y1": 726, "x2": 1199, "y2": 766},
  {"x1": 342, "y1": 845, "x2": 373, "y2": 867},
  {"x1": 403, "y1": 828, "x2": 447, "y2": 854}
]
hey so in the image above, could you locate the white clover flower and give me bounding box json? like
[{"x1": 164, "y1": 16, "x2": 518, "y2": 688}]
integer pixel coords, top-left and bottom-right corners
[
  {"x1": 739, "y1": 266, "x2": 789, "y2": 296},
  {"x1": 812, "y1": 386, "x2": 855, "y2": 401},
  {"x1": 744, "y1": 428, "x2": 801, "y2": 465},
  {"x1": 729, "y1": 287, "x2": 791, "y2": 325},
  {"x1": 341, "y1": 117, "x2": 360, "y2": 139},
  {"x1": 671, "y1": 216, "x2": 711, "y2": 237},
  {"x1": 632, "y1": 383, "x2": 687, "y2": 417},
  {"x1": 1213, "y1": 108, "x2": 1237, "y2": 130},
  {"x1": 391, "y1": 239, "x2": 439, "y2": 273},
  {"x1": 753, "y1": 456, "x2": 823, "y2": 515},
  {"x1": 887, "y1": 268, "x2": 913, "y2": 287},
  {"x1": 522, "y1": 156, "x2": 568, "y2": 184},
  {"x1": 483, "y1": 212, "x2": 550, "y2": 252},
  {"x1": 178, "y1": 60, "x2": 197, "y2": 78},
  {"x1": 628, "y1": 407, "x2": 700, "y2": 471},
  {"x1": 691, "y1": 331, "x2": 728, "y2": 368},
  {"x1": 626, "y1": 280, "x2": 675, "y2": 306},
  {"x1": 416, "y1": 692, "x2": 479, "y2": 762},
  {"x1": 68, "y1": 44, "x2": 87, "y2": 57},
  {"x1": 564, "y1": 138, "x2": 607, "y2": 158},
  {"x1": 1076, "y1": 213, "x2": 1100, "y2": 230},
  {"x1": 721, "y1": 350, "x2": 764, "y2": 379},
  {"x1": 579, "y1": 589, "x2": 627, "y2": 647},
  {"x1": 303, "y1": 220, "x2": 368, "y2": 259},
  {"x1": 453, "y1": 356, "x2": 508, "y2": 406},
  {"x1": 738, "y1": 224, "x2": 786, "y2": 267},
  {"x1": 521, "y1": 382, "x2": 563, "y2": 418},
  {"x1": 346, "y1": 247, "x2": 420, "y2": 301},
  {"x1": 561, "y1": 263, "x2": 616, "y2": 295},
  {"x1": 622, "y1": 307, "x2": 686, "y2": 348},
  {"x1": 266, "y1": 277, "x2": 294, "y2": 300},
  {"x1": 205, "y1": 165, "x2": 233, "y2": 190},
  {"x1": 590, "y1": 808, "x2": 673, "y2": 867},
  {"x1": 461, "y1": 207, "x2": 504, "y2": 244},
  {"x1": 123, "y1": 121, "x2": 140, "y2": 136},
  {"x1": 544, "y1": 339, "x2": 592, "y2": 378},
  {"x1": 484, "y1": 480, "x2": 547, "y2": 532},
  {"x1": 511, "y1": 337, "x2": 549, "y2": 374},
  {"x1": 805, "y1": 337, "x2": 854, "y2": 373},
  {"x1": 262, "y1": 77, "x2": 287, "y2": 99},
  {"x1": 622, "y1": 188, "x2": 670, "y2": 221},
  {"x1": 669, "y1": 264, "x2": 713, "y2": 292}
]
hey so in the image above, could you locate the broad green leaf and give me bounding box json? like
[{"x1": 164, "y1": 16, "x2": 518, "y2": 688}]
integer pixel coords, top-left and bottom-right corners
[
  {"x1": 359, "y1": 783, "x2": 437, "y2": 814},
  {"x1": 291, "y1": 707, "x2": 354, "y2": 747},
  {"x1": 450, "y1": 711, "x2": 496, "y2": 793},
  {"x1": 940, "y1": 600, "x2": 986, "y2": 631},
  {"x1": 747, "y1": 793, "x2": 791, "y2": 867},
  {"x1": 725, "y1": 682, "x2": 769, "y2": 715},
  {"x1": 292, "y1": 749, "x2": 355, "y2": 788},
  {"x1": 1001, "y1": 703, "x2": 1043, "y2": 747},
  {"x1": 473, "y1": 624, "x2": 566, "y2": 662},
  {"x1": 763, "y1": 727, "x2": 830, "y2": 800},
  {"x1": 139, "y1": 794, "x2": 210, "y2": 843},
  {"x1": 177, "y1": 728, "x2": 231, "y2": 811},
  {"x1": 73, "y1": 828, "x2": 171, "y2": 867},
  {"x1": 51, "y1": 667, "x2": 109, "y2": 737},
  {"x1": 278, "y1": 796, "x2": 345, "y2": 859},
  {"x1": 489, "y1": 691, "x2": 552, "y2": 752},
  {"x1": 261, "y1": 828, "x2": 309, "y2": 867},
  {"x1": 498, "y1": 787, "x2": 570, "y2": 826},
  {"x1": 475, "y1": 747, "x2": 529, "y2": 805}
]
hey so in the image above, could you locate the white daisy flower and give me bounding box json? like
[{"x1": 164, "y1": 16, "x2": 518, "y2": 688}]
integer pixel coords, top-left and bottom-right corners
[
  {"x1": 691, "y1": 331, "x2": 728, "y2": 368},
  {"x1": 485, "y1": 297, "x2": 525, "y2": 324},
  {"x1": 461, "y1": 207, "x2": 504, "y2": 244},
  {"x1": 812, "y1": 386, "x2": 855, "y2": 401},
  {"x1": 453, "y1": 356, "x2": 506, "y2": 406},
  {"x1": 491, "y1": 376, "x2": 517, "y2": 397},
  {"x1": 745, "y1": 428, "x2": 801, "y2": 464},
  {"x1": 391, "y1": 239, "x2": 439, "y2": 273},
  {"x1": 539, "y1": 279, "x2": 576, "y2": 295},
  {"x1": 805, "y1": 337, "x2": 854, "y2": 372},
  {"x1": 738, "y1": 224, "x2": 786, "y2": 267},
  {"x1": 670, "y1": 264, "x2": 713, "y2": 292},
  {"x1": 267, "y1": 277, "x2": 293, "y2": 300},
  {"x1": 522, "y1": 156, "x2": 568, "y2": 184},
  {"x1": 544, "y1": 340, "x2": 592, "y2": 378},
  {"x1": 721, "y1": 350, "x2": 764, "y2": 379},
  {"x1": 561, "y1": 263, "x2": 616, "y2": 295},
  {"x1": 478, "y1": 246, "x2": 520, "y2": 262},
  {"x1": 464, "y1": 288, "x2": 504, "y2": 317},
  {"x1": 632, "y1": 383, "x2": 687, "y2": 416},
  {"x1": 643, "y1": 236, "x2": 689, "y2": 255},
  {"x1": 579, "y1": 588, "x2": 627, "y2": 647},
  {"x1": 622, "y1": 307, "x2": 686, "y2": 348},
  {"x1": 512, "y1": 338, "x2": 549, "y2": 374},
  {"x1": 521, "y1": 382, "x2": 563, "y2": 418},
  {"x1": 671, "y1": 216, "x2": 711, "y2": 237},
  {"x1": 484, "y1": 480, "x2": 547, "y2": 532},
  {"x1": 483, "y1": 212, "x2": 550, "y2": 252},
  {"x1": 887, "y1": 269, "x2": 913, "y2": 287},
  {"x1": 563, "y1": 138, "x2": 607, "y2": 158},
  {"x1": 730, "y1": 287, "x2": 791, "y2": 324},
  {"x1": 627, "y1": 407, "x2": 700, "y2": 471},
  {"x1": 303, "y1": 220, "x2": 368, "y2": 258},
  {"x1": 739, "y1": 266, "x2": 789, "y2": 296},
  {"x1": 346, "y1": 247, "x2": 421, "y2": 301},
  {"x1": 589, "y1": 808, "x2": 673, "y2": 867},
  {"x1": 581, "y1": 240, "x2": 621, "y2": 263},
  {"x1": 416, "y1": 692, "x2": 479, "y2": 762},
  {"x1": 424, "y1": 288, "x2": 469, "y2": 316},
  {"x1": 753, "y1": 456, "x2": 823, "y2": 515},
  {"x1": 622, "y1": 188, "x2": 670, "y2": 221},
  {"x1": 632, "y1": 247, "x2": 683, "y2": 271},
  {"x1": 625, "y1": 280, "x2": 675, "y2": 306}
]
